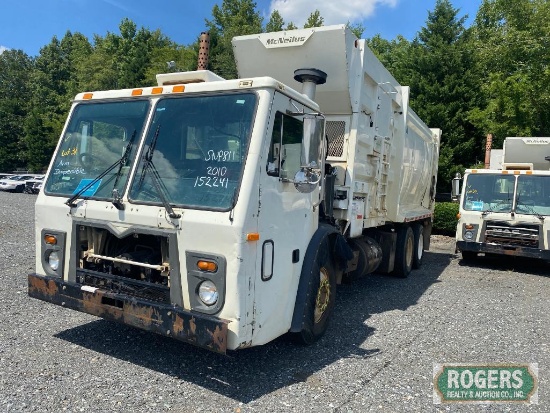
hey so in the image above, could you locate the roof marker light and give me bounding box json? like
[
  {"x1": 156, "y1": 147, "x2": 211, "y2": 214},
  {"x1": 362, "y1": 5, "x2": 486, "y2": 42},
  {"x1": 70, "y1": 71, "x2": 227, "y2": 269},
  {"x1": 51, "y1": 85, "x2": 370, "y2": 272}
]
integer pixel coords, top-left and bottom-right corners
[
  {"x1": 172, "y1": 85, "x2": 185, "y2": 93},
  {"x1": 132, "y1": 89, "x2": 143, "y2": 96},
  {"x1": 82, "y1": 93, "x2": 93, "y2": 100}
]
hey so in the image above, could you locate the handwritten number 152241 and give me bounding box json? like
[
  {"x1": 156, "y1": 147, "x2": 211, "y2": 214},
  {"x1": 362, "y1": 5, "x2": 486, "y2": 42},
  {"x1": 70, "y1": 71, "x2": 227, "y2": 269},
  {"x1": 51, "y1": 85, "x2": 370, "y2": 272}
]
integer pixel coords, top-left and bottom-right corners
[{"x1": 194, "y1": 176, "x2": 228, "y2": 188}]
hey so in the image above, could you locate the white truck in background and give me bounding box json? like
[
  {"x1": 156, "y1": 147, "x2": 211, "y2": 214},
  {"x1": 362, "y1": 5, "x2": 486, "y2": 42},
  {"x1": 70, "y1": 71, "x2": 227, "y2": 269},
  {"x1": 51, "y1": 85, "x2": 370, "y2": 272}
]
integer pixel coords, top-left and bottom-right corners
[
  {"x1": 28, "y1": 25, "x2": 440, "y2": 353},
  {"x1": 454, "y1": 137, "x2": 550, "y2": 261}
]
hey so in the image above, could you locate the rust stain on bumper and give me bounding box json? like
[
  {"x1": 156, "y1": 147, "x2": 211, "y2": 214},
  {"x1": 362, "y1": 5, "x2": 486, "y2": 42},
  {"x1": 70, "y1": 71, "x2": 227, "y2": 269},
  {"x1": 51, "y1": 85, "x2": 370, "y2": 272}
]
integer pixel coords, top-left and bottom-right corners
[{"x1": 28, "y1": 273, "x2": 229, "y2": 354}]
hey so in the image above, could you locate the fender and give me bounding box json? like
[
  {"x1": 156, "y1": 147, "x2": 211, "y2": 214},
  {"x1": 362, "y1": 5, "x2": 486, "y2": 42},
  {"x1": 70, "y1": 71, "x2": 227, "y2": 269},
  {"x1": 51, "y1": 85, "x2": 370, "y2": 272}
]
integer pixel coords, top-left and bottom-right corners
[{"x1": 289, "y1": 223, "x2": 352, "y2": 332}]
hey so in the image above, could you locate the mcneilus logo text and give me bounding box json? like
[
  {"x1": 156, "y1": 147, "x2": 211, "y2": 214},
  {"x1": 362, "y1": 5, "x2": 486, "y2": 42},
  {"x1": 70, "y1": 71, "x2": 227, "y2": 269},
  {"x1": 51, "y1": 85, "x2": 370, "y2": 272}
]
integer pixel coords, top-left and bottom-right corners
[{"x1": 433, "y1": 363, "x2": 538, "y2": 404}]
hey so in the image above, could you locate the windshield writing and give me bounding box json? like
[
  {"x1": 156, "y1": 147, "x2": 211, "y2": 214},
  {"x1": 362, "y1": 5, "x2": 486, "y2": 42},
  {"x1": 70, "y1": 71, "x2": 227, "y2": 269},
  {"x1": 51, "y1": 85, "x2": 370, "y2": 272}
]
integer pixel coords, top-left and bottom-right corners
[
  {"x1": 44, "y1": 100, "x2": 149, "y2": 197},
  {"x1": 463, "y1": 174, "x2": 550, "y2": 216},
  {"x1": 129, "y1": 93, "x2": 256, "y2": 210},
  {"x1": 463, "y1": 174, "x2": 514, "y2": 213}
]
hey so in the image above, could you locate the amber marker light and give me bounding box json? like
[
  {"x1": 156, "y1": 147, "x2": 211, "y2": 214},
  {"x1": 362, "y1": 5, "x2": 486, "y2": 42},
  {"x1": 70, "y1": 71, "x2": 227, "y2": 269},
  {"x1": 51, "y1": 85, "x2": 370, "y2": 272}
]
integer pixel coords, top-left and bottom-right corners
[
  {"x1": 456, "y1": 213, "x2": 461, "y2": 219},
  {"x1": 44, "y1": 234, "x2": 57, "y2": 245},
  {"x1": 82, "y1": 93, "x2": 93, "y2": 100},
  {"x1": 197, "y1": 260, "x2": 218, "y2": 272},
  {"x1": 172, "y1": 85, "x2": 185, "y2": 93},
  {"x1": 151, "y1": 87, "x2": 163, "y2": 95},
  {"x1": 132, "y1": 89, "x2": 143, "y2": 96},
  {"x1": 246, "y1": 233, "x2": 260, "y2": 241}
]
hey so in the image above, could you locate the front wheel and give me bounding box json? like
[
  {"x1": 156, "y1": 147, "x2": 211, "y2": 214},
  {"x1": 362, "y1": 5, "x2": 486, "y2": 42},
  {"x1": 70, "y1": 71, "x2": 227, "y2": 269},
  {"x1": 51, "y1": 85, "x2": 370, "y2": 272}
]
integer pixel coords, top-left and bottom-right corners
[{"x1": 293, "y1": 237, "x2": 337, "y2": 345}]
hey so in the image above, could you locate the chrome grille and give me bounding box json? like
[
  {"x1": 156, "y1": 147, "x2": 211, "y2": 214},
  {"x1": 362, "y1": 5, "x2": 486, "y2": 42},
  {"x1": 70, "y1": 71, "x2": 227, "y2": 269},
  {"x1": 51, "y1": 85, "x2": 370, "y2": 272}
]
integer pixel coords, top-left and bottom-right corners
[{"x1": 484, "y1": 221, "x2": 540, "y2": 247}]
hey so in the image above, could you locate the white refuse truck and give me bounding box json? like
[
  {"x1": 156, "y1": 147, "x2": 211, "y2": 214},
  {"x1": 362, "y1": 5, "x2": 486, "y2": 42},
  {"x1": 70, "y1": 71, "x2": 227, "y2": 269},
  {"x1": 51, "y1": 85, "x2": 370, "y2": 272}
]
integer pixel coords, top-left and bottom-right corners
[
  {"x1": 28, "y1": 25, "x2": 441, "y2": 353},
  {"x1": 454, "y1": 137, "x2": 550, "y2": 261}
]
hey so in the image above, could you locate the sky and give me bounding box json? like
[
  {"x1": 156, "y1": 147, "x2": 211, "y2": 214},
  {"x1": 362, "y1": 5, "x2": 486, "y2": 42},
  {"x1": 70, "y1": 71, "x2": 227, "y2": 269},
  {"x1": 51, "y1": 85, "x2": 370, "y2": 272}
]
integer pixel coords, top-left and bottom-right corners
[{"x1": 0, "y1": 0, "x2": 482, "y2": 57}]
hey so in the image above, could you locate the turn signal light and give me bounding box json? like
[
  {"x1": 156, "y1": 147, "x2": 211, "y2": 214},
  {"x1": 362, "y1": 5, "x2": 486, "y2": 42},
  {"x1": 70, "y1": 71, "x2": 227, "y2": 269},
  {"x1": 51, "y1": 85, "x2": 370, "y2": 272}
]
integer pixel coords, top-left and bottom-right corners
[
  {"x1": 465, "y1": 224, "x2": 474, "y2": 230},
  {"x1": 246, "y1": 233, "x2": 260, "y2": 241},
  {"x1": 197, "y1": 260, "x2": 217, "y2": 272},
  {"x1": 456, "y1": 213, "x2": 461, "y2": 219},
  {"x1": 44, "y1": 234, "x2": 57, "y2": 245}
]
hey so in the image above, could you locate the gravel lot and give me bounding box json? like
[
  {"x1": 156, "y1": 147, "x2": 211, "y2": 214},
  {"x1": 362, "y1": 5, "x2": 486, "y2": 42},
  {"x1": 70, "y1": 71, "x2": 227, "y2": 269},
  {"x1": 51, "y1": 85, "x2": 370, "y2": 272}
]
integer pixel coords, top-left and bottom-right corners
[{"x1": 0, "y1": 191, "x2": 548, "y2": 412}]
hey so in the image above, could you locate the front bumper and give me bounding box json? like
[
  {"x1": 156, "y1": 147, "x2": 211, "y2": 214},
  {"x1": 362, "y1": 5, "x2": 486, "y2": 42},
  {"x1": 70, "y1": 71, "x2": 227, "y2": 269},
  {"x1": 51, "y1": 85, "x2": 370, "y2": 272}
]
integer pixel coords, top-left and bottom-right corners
[
  {"x1": 457, "y1": 241, "x2": 550, "y2": 260},
  {"x1": 28, "y1": 273, "x2": 229, "y2": 354}
]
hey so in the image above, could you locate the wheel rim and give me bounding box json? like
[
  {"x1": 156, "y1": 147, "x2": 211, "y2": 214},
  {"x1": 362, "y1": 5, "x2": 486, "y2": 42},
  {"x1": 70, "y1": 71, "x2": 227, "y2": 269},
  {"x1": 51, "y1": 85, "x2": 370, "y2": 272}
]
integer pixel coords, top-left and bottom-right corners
[
  {"x1": 417, "y1": 231, "x2": 424, "y2": 260},
  {"x1": 314, "y1": 267, "x2": 331, "y2": 323},
  {"x1": 406, "y1": 234, "x2": 414, "y2": 269}
]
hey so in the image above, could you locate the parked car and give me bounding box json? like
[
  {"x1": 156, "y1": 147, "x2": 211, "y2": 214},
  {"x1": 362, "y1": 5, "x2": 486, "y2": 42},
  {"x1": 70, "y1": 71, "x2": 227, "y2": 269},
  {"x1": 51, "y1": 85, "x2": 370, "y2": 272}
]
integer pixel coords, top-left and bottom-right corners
[
  {"x1": 0, "y1": 175, "x2": 38, "y2": 193},
  {"x1": 24, "y1": 176, "x2": 45, "y2": 194}
]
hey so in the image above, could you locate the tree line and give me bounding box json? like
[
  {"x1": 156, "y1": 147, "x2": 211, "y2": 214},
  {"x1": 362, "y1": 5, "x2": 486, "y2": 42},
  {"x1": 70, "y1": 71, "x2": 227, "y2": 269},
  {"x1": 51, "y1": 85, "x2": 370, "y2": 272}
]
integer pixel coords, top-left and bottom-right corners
[{"x1": 0, "y1": 0, "x2": 548, "y2": 190}]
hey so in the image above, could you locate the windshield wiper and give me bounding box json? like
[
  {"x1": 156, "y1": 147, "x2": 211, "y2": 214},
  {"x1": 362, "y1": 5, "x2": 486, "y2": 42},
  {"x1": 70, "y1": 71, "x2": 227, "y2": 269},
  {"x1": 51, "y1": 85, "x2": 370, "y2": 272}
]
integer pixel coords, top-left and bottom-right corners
[
  {"x1": 515, "y1": 196, "x2": 545, "y2": 221},
  {"x1": 137, "y1": 125, "x2": 181, "y2": 219},
  {"x1": 66, "y1": 131, "x2": 137, "y2": 209},
  {"x1": 481, "y1": 197, "x2": 512, "y2": 217}
]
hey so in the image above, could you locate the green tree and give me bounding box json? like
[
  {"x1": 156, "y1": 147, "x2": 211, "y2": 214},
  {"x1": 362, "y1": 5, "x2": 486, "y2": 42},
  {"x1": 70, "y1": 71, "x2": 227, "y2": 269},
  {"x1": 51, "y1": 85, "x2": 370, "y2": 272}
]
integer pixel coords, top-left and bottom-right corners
[
  {"x1": 23, "y1": 36, "x2": 75, "y2": 172},
  {"x1": 366, "y1": 34, "x2": 412, "y2": 82},
  {"x1": 347, "y1": 22, "x2": 365, "y2": 39},
  {"x1": 407, "y1": 0, "x2": 483, "y2": 188},
  {"x1": 286, "y1": 22, "x2": 298, "y2": 30},
  {"x1": 266, "y1": 10, "x2": 285, "y2": 32},
  {"x1": 471, "y1": 0, "x2": 550, "y2": 146},
  {"x1": 205, "y1": 0, "x2": 263, "y2": 78},
  {"x1": 304, "y1": 10, "x2": 324, "y2": 28},
  {"x1": 0, "y1": 50, "x2": 33, "y2": 171}
]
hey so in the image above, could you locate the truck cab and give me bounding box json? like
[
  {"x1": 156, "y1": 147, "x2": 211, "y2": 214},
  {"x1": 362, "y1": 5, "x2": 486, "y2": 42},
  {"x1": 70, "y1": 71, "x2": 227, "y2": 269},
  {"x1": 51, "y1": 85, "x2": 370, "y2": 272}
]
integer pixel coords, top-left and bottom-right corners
[{"x1": 455, "y1": 137, "x2": 550, "y2": 261}]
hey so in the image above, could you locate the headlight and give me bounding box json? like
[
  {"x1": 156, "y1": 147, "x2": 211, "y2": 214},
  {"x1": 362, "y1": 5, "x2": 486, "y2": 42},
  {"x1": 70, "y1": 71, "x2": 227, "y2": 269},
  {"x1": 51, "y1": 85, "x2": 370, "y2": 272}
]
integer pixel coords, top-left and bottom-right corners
[
  {"x1": 47, "y1": 251, "x2": 60, "y2": 271},
  {"x1": 464, "y1": 230, "x2": 474, "y2": 241},
  {"x1": 198, "y1": 280, "x2": 218, "y2": 306}
]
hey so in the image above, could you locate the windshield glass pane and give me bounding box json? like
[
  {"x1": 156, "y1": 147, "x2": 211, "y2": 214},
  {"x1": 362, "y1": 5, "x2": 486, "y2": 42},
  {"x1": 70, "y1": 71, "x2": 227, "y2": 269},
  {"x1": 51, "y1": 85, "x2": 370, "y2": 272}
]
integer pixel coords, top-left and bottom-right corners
[
  {"x1": 44, "y1": 100, "x2": 149, "y2": 196},
  {"x1": 463, "y1": 174, "x2": 515, "y2": 212},
  {"x1": 129, "y1": 93, "x2": 256, "y2": 210},
  {"x1": 516, "y1": 175, "x2": 550, "y2": 216}
]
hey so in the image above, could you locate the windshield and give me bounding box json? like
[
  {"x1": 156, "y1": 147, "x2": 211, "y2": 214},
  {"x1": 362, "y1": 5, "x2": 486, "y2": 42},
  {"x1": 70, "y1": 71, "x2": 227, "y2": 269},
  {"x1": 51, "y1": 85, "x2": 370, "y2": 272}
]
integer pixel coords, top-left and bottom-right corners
[
  {"x1": 516, "y1": 175, "x2": 550, "y2": 216},
  {"x1": 463, "y1": 173, "x2": 550, "y2": 216},
  {"x1": 128, "y1": 93, "x2": 256, "y2": 210},
  {"x1": 44, "y1": 100, "x2": 149, "y2": 196},
  {"x1": 462, "y1": 174, "x2": 515, "y2": 213}
]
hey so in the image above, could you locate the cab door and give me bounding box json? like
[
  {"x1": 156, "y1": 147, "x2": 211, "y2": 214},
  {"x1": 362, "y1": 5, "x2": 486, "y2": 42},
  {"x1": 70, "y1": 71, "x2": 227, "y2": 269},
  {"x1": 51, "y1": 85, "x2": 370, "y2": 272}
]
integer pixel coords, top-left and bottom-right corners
[{"x1": 251, "y1": 92, "x2": 322, "y2": 345}]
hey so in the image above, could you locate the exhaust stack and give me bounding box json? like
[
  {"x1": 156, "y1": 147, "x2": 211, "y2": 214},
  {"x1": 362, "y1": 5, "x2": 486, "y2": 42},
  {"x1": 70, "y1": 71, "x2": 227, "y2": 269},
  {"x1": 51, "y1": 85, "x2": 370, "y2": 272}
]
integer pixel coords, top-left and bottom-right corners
[
  {"x1": 197, "y1": 32, "x2": 210, "y2": 71},
  {"x1": 293, "y1": 68, "x2": 327, "y2": 101},
  {"x1": 484, "y1": 133, "x2": 493, "y2": 169}
]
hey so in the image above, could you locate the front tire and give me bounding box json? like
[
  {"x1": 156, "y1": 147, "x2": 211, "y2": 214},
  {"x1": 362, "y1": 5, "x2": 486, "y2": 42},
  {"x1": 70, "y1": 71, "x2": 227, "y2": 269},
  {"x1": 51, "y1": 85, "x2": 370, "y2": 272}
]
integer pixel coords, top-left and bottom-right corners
[
  {"x1": 394, "y1": 226, "x2": 414, "y2": 278},
  {"x1": 293, "y1": 237, "x2": 337, "y2": 345}
]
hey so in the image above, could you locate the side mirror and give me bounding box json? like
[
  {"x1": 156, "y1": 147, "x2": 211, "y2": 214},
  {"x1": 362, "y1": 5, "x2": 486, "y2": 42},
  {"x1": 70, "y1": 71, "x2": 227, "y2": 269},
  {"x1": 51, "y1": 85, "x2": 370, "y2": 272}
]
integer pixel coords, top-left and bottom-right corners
[
  {"x1": 451, "y1": 173, "x2": 462, "y2": 202},
  {"x1": 293, "y1": 114, "x2": 325, "y2": 193}
]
